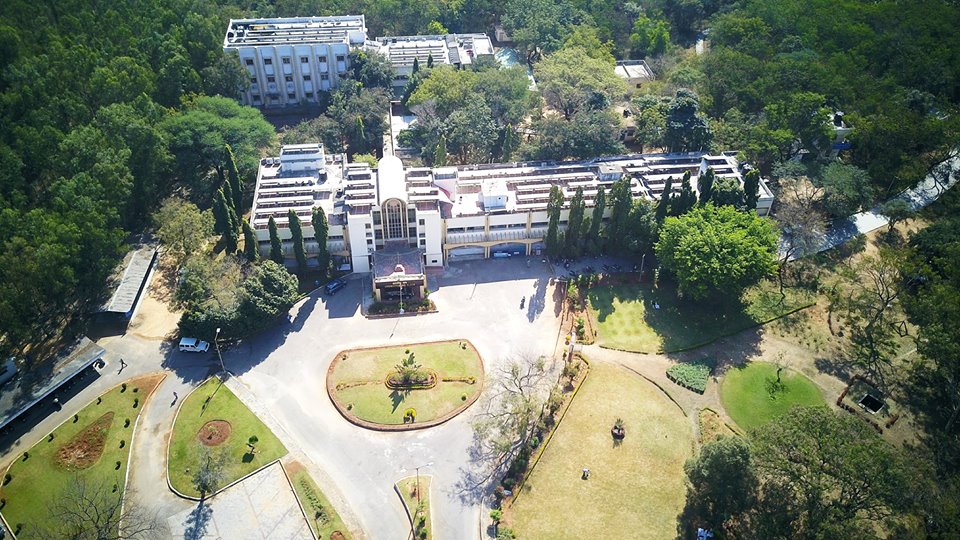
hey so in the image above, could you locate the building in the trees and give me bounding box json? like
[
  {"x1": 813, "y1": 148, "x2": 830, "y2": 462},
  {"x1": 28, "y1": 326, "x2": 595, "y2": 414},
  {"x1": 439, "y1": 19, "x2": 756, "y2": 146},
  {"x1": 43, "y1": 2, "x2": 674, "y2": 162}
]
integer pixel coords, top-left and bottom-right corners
[
  {"x1": 615, "y1": 60, "x2": 656, "y2": 92},
  {"x1": 370, "y1": 34, "x2": 495, "y2": 88},
  {"x1": 224, "y1": 16, "x2": 494, "y2": 105},
  {"x1": 224, "y1": 16, "x2": 368, "y2": 107},
  {"x1": 249, "y1": 144, "x2": 774, "y2": 272}
]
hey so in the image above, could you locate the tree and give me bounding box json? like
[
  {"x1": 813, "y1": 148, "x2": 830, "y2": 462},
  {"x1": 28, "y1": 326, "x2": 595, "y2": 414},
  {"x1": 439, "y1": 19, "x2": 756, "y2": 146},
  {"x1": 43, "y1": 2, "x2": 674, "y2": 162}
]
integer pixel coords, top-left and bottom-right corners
[
  {"x1": 154, "y1": 198, "x2": 214, "y2": 266},
  {"x1": 830, "y1": 248, "x2": 907, "y2": 388},
  {"x1": 775, "y1": 198, "x2": 825, "y2": 297},
  {"x1": 879, "y1": 198, "x2": 914, "y2": 234},
  {"x1": 433, "y1": 135, "x2": 447, "y2": 167},
  {"x1": 656, "y1": 176, "x2": 674, "y2": 222},
  {"x1": 680, "y1": 436, "x2": 757, "y2": 536},
  {"x1": 534, "y1": 47, "x2": 625, "y2": 120},
  {"x1": 624, "y1": 200, "x2": 659, "y2": 256},
  {"x1": 445, "y1": 100, "x2": 498, "y2": 164},
  {"x1": 237, "y1": 260, "x2": 300, "y2": 326},
  {"x1": 632, "y1": 95, "x2": 669, "y2": 152},
  {"x1": 587, "y1": 187, "x2": 606, "y2": 255},
  {"x1": 562, "y1": 25, "x2": 616, "y2": 65},
  {"x1": 751, "y1": 407, "x2": 918, "y2": 537},
  {"x1": 630, "y1": 13, "x2": 671, "y2": 57},
  {"x1": 348, "y1": 49, "x2": 394, "y2": 89},
  {"x1": 192, "y1": 446, "x2": 227, "y2": 498},
  {"x1": 545, "y1": 185, "x2": 564, "y2": 256},
  {"x1": 672, "y1": 171, "x2": 696, "y2": 215},
  {"x1": 606, "y1": 176, "x2": 634, "y2": 253},
  {"x1": 502, "y1": 0, "x2": 583, "y2": 64},
  {"x1": 742, "y1": 169, "x2": 761, "y2": 210},
  {"x1": 564, "y1": 187, "x2": 585, "y2": 257},
  {"x1": 665, "y1": 89, "x2": 711, "y2": 152},
  {"x1": 711, "y1": 177, "x2": 745, "y2": 208},
  {"x1": 288, "y1": 209, "x2": 307, "y2": 270},
  {"x1": 764, "y1": 92, "x2": 833, "y2": 159},
  {"x1": 328, "y1": 85, "x2": 390, "y2": 156},
  {"x1": 697, "y1": 168, "x2": 715, "y2": 205},
  {"x1": 312, "y1": 207, "x2": 330, "y2": 279},
  {"x1": 521, "y1": 110, "x2": 624, "y2": 161},
  {"x1": 501, "y1": 126, "x2": 519, "y2": 162},
  {"x1": 212, "y1": 188, "x2": 238, "y2": 253},
  {"x1": 656, "y1": 204, "x2": 778, "y2": 299},
  {"x1": 819, "y1": 162, "x2": 873, "y2": 217},
  {"x1": 471, "y1": 354, "x2": 552, "y2": 481},
  {"x1": 352, "y1": 153, "x2": 378, "y2": 168},
  {"x1": 242, "y1": 218, "x2": 259, "y2": 263},
  {"x1": 41, "y1": 477, "x2": 162, "y2": 540},
  {"x1": 268, "y1": 216, "x2": 284, "y2": 265},
  {"x1": 225, "y1": 144, "x2": 242, "y2": 214}
]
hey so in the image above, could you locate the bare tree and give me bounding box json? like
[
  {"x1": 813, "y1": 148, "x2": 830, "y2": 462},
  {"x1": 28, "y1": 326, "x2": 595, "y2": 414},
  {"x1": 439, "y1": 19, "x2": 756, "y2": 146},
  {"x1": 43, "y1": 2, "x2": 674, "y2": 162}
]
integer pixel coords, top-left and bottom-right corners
[
  {"x1": 776, "y1": 198, "x2": 826, "y2": 295},
  {"x1": 40, "y1": 477, "x2": 164, "y2": 540},
  {"x1": 470, "y1": 354, "x2": 554, "y2": 484},
  {"x1": 192, "y1": 447, "x2": 228, "y2": 498}
]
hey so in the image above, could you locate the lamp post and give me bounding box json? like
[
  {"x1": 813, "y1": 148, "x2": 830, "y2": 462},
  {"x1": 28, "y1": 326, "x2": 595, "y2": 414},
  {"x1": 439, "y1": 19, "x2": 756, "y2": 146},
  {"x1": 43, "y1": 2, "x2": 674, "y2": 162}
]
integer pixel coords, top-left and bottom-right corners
[
  {"x1": 414, "y1": 461, "x2": 434, "y2": 508},
  {"x1": 639, "y1": 252, "x2": 646, "y2": 280},
  {"x1": 214, "y1": 327, "x2": 226, "y2": 374}
]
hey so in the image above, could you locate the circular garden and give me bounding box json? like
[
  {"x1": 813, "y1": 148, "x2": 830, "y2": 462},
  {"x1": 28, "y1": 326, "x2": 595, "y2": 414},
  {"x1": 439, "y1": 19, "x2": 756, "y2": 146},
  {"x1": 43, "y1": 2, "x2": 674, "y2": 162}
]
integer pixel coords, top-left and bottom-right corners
[
  {"x1": 720, "y1": 361, "x2": 826, "y2": 431},
  {"x1": 327, "y1": 340, "x2": 484, "y2": 429}
]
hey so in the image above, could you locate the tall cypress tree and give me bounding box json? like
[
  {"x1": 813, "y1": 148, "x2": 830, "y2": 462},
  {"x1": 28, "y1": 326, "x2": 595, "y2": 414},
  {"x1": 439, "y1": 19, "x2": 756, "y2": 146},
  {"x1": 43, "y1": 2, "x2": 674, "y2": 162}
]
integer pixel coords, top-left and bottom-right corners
[
  {"x1": 545, "y1": 185, "x2": 564, "y2": 256},
  {"x1": 213, "y1": 188, "x2": 238, "y2": 252},
  {"x1": 656, "y1": 176, "x2": 673, "y2": 222},
  {"x1": 427, "y1": 54, "x2": 434, "y2": 68},
  {"x1": 501, "y1": 125, "x2": 518, "y2": 161},
  {"x1": 674, "y1": 171, "x2": 696, "y2": 216},
  {"x1": 268, "y1": 216, "x2": 284, "y2": 264},
  {"x1": 242, "y1": 218, "x2": 259, "y2": 262},
  {"x1": 222, "y1": 176, "x2": 236, "y2": 218},
  {"x1": 312, "y1": 206, "x2": 330, "y2": 279},
  {"x1": 698, "y1": 168, "x2": 715, "y2": 205},
  {"x1": 608, "y1": 177, "x2": 633, "y2": 251},
  {"x1": 412, "y1": 57, "x2": 420, "y2": 74},
  {"x1": 288, "y1": 209, "x2": 307, "y2": 270},
  {"x1": 743, "y1": 169, "x2": 760, "y2": 210},
  {"x1": 565, "y1": 187, "x2": 586, "y2": 257},
  {"x1": 588, "y1": 186, "x2": 605, "y2": 255},
  {"x1": 226, "y1": 144, "x2": 243, "y2": 214},
  {"x1": 433, "y1": 135, "x2": 447, "y2": 167}
]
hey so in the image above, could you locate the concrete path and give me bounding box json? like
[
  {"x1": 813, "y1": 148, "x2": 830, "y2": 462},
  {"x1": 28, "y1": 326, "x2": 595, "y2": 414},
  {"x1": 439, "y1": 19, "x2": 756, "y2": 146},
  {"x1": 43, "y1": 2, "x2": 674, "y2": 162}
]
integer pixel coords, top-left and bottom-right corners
[{"x1": 786, "y1": 151, "x2": 960, "y2": 260}]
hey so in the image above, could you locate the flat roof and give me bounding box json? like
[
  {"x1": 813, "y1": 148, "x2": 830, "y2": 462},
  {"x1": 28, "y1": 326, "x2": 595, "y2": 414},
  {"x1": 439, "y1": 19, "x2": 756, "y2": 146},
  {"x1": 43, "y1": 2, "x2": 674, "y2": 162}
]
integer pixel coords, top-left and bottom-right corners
[
  {"x1": 615, "y1": 60, "x2": 655, "y2": 82},
  {"x1": 224, "y1": 16, "x2": 366, "y2": 48},
  {"x1": 372, "y1": 245, "x2": 424, "y2": 280},
  {"x1": 102, "y1": 246, "x2": 157, "y2": 314},
  {"x1": 0, "y1": 338, "x2": 105, "y2": 430}
]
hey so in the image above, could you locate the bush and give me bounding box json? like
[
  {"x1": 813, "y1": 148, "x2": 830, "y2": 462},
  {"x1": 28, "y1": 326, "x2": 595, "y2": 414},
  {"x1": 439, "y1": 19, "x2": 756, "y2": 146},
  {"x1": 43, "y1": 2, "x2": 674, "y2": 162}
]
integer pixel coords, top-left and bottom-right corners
[
  {"x1": 490, "y1": 508, "x2": 503, "y2": 523},
  {"x1": 666, "y1": 361, "x2": 713, "y2": 393}
]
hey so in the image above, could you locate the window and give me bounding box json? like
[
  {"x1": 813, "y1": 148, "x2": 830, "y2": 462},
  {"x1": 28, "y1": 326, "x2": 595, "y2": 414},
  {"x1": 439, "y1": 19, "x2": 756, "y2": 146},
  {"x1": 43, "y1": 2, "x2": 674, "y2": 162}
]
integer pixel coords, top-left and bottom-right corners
[
  {"x1": 419, "y1": 219, "x2": 425, "y2": 226},
  {"x1": 300, "y1": 57, "x2": 309, "y2": 64},
  {"x1": 287, "y1": 93, "x2": 296, "y2": 99},
  {"x1": 264, "y1": 58, "x2": 273, "y2": 65},
  {"x1": 384, "y1": 199, "x2": 407, "y2": 240},
  {"x1": 252, "y1": 94, "x2": 261, "y2": 100},
  {"x1": 365, "y1": 223, "x2": 371, "y2": 229},
  {"x1": 282, "y1": 57, "x2": 291, "y2": 64},
  {"x1": 420, "y1": 239, "x2": 426, "y2": 246},
  {"x1": 318, "y1": 55, "x2": 327, "y2": 63},
  {"x1": 305, "y1": 92, "x2": 314, "y2": 98},
  {"x1": 245, "y1": 59, "x2": 254, "y2": 66},
  {"x1": 336, "y1": 55, "x2": 345, "y2": 62},
  {"x1": 284, "y1": 75, "x2": 293, "y2": 82},
  {"x1": 320, "y1": 74, "x2": 329, "y2": 81},
  {"x1": 367, "y1": 239, "x2": 373, "y2": 245},
  {"x1": 267, "y1": 76, "x2": 275, "y2": 83},
  {"x1": 250, "y1": 77, "x2": 257, "y2": 83},
  {"x1": 303, "y1": 75, "x2": 311, "y2": 81}
]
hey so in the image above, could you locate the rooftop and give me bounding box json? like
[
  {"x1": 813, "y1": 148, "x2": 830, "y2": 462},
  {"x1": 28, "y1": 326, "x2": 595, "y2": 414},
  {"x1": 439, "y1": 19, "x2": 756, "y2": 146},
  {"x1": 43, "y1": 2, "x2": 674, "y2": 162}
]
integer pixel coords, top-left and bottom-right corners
[
  {"x1": 372, "y1": 244, "x2": 424, "y2": 281},
  {"x1": 615, "y1": 59, "x2": 655, "y2": 83},
  {"x1": 224, "y1": 16, "x2": 367, "y2": 48},
  {"x1": 101, "y1": 245, "x2": 158, "y2": 314}
]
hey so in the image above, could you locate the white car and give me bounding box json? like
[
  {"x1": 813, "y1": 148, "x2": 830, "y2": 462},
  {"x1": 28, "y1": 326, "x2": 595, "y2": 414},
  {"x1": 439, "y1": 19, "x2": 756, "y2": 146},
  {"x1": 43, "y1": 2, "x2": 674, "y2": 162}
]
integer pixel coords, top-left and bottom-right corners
[{"x1": 178, "y1": 337, "x2": 210, "y2": 353}]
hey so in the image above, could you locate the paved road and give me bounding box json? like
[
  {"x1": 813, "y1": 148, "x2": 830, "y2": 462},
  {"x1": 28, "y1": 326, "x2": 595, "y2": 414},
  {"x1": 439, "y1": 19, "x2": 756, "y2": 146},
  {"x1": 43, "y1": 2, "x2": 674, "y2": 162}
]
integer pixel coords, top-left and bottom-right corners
[
  {"x1": 221, "y1": 256, "x2": 572, "y2": 539},
  {"x1": 786, "y1": 150, "x2": 960, "y2": 260}
]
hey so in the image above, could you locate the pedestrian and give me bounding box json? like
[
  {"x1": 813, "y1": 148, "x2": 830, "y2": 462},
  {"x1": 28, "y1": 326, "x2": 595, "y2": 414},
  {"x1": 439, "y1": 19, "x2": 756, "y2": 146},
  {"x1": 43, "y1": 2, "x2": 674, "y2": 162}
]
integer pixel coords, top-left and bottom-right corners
[
  {"x1": 53, "y1": 397, "x2": 60, "y2": 409},
  {"x1": 582, "y1": 467, "x2": 590, "y2": 480}
]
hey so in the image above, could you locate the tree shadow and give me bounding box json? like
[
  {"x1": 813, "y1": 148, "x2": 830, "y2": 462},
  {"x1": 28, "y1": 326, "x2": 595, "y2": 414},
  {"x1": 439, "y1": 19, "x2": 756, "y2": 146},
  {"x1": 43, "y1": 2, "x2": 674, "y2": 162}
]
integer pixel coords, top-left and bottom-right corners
[
  {"x1": 183, "y1": 499, "x2": 213, "y2": 540},
  {"x1": 526, "y1": 277, "x2": 548, "y2": 322},
  {"x1": 813, "y1": 356, "x2": 855, "y2": 381},
  {"x1": 390, "y1": 389, "x2": 408, "y2": 414},
  {"x1": 241, "y1": 452, "x2": 254, "y2": 463}
]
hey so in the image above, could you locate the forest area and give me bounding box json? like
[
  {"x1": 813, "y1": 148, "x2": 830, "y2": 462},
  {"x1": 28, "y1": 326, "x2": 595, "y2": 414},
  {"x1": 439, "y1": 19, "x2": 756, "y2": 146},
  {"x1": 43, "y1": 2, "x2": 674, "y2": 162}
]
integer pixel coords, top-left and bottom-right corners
[{"x1": 1, "y1": 0, "x2": 960, "y2": 534}]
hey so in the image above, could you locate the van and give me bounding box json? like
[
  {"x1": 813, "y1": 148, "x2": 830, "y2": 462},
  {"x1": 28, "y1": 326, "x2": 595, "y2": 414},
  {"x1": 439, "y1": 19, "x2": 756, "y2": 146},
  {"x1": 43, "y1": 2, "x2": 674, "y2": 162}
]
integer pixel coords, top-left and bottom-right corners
[
  {"x1": 324, "y1": 279, "x2": 347, "y2": 295},
  {"x1": 178, "y1": 337, "x2": 210, "y2": 353}
]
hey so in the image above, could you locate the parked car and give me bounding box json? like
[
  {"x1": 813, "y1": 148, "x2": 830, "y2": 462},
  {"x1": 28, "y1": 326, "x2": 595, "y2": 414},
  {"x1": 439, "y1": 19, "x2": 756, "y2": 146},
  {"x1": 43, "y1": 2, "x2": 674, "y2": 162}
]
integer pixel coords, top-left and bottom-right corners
[
  {"x1": 325, "y1": 278, "x2": 347, "y2": 295},
  {"x1": 178, "y1": 337, "x2": 210, "y2": 353}
]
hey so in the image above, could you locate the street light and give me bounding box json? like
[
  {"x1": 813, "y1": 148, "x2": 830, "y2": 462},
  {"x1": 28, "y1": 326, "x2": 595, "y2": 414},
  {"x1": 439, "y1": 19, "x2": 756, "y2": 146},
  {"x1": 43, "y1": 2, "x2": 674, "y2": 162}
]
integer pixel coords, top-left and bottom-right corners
[
  {"x1": 214, "y1": 327, "x2": 226, "y2": 374},
  {"x1": 414, "y1": 461, "x2": 434, "y2": 508}
]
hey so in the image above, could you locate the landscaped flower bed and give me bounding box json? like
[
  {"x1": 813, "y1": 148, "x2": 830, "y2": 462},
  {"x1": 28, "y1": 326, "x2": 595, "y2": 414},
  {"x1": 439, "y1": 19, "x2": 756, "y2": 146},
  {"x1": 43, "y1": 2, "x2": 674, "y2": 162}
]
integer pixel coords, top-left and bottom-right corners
[{"x1": 666, "y1": 361, "x2": 713, "y2": 393}]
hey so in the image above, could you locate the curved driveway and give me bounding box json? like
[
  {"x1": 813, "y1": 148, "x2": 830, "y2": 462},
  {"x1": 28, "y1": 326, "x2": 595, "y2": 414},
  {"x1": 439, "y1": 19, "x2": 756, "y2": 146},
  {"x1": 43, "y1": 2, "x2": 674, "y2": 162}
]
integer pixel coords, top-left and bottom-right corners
[{"x1": 224, "y1": 258, "x2": 565, "y2": 539}]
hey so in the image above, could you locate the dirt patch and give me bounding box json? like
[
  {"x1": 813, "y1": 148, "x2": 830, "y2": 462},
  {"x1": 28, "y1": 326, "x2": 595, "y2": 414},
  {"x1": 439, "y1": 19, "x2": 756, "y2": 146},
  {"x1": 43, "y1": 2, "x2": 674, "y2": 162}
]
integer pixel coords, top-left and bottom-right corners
[
  {"x1": 197, "y1": 420, "x2": 232, "y2": 446},
  {"x1": 330, "y1": 531, "x2": 346, "y2": 540},
  {"x1": 127, "y1": 256, "x2": 182, "y2": 340},
  {"x1": 56, "y1": 412, "x2": 115, "y2": 470},
  {"x1": 698, "y1": 408, "x2": 736, "y2": 443}
]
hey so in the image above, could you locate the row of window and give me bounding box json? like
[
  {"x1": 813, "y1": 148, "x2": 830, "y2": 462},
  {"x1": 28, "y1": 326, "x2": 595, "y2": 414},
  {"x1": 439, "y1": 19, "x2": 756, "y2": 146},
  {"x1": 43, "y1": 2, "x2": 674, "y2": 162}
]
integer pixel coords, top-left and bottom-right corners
[
  {"x1": 244, "y1": 55, "x2": 346, "y2": 66},
  {"x1": 253, "y1": 74, "x2": 327, "y2": 83}
]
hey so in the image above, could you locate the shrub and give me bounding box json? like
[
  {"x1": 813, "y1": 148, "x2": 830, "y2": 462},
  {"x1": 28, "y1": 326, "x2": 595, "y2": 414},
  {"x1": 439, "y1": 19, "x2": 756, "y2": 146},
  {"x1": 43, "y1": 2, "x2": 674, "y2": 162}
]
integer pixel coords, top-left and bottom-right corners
[
  {"x1": 497, "y1": 527, "x2": 517, "y2": 540},
  {"x1": 562, "y1": 361, "x2": 579, "y2": 380},
  {"x1": 461, "y1": 394, "x2": 467, "y2": 401},
  {"x1": 124, "y1": 418, "x2": 131, "y2": 428},
  {"x1": 490, "y1": 509, "x2": 503, "y2": 523},
  {"x1": 666, "y1": 361, "x2": 713, "y2": 393}
]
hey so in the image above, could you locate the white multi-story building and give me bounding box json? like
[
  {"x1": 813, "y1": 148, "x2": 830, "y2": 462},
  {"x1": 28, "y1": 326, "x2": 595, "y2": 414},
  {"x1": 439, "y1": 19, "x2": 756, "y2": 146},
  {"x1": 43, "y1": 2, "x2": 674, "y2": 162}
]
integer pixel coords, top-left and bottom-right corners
[
  {"x1": 224, "y1": 16, "x2": 367, "y2": 107},
  {"x1": 224, "y1": 17, "x2": 496, "y2": 105},
  {"x1": 370, "y1": 34, "x2": 495, "y2": 88},
  {"x1": 250, "y1": 144, "x2": 775, "y2": 277}
]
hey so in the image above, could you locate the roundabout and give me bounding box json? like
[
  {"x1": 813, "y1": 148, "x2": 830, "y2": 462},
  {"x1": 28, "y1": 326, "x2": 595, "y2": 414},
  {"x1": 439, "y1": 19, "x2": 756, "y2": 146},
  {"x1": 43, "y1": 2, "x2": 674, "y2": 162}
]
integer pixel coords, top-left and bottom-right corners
[{"x1": 326, "y1": 340, "x2": 484, "y2": 430}]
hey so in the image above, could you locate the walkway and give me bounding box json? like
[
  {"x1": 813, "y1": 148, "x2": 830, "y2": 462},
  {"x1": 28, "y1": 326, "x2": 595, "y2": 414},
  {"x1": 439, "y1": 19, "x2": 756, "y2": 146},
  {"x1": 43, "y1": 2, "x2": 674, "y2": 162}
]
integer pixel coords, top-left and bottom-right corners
[{"x1": 787, "y1": 151, "x2": 960, "y2": 260}]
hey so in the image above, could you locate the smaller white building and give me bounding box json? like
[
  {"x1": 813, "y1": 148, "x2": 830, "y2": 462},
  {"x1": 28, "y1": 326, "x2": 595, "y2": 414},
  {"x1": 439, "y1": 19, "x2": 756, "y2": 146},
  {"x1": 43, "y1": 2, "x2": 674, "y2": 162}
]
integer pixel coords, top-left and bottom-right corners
[
  {"x1": 371, "y1": 34, "x2": 495, "y2": 88},
  {"x1": 615, "y1": 60, "x2": 655, "y2": 92}
]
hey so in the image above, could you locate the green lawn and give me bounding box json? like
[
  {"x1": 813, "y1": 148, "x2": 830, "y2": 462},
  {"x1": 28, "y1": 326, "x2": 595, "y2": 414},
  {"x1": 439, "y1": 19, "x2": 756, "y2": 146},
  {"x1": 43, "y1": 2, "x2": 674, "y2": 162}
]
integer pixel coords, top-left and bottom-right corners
[
  {"x1": 397, "y1": 476, "x2": 432, "y2": 540},
  {"x1": 0, "y1": 374, "x2": 163, "y2": 537},
  {"x1": 168, "y1": 377, "x2": 287, "y2": 497},
  {"x1": 720, "y1": 362, "x2": 826, "y2": 431},
  {"x1": 589, "y1": 279, "x2": 814, "y2": 353},
  {"x1": 330, "y1": 341, "x2": 483, "y2": 425},
  {"x1": 510, "y1": 363, "x2": 693, "y2": 540},
  {"x1": 288, "y1": 463, "x2": 352, "y2": 540}
]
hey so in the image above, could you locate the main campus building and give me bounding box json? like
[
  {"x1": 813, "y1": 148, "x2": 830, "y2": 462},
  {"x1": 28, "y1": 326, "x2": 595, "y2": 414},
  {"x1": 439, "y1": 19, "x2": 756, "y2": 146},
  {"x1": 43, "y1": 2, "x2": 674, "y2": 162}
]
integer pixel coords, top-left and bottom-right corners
[{"x1": 228, "y1": 16, "x2": 774, "y2": 301}]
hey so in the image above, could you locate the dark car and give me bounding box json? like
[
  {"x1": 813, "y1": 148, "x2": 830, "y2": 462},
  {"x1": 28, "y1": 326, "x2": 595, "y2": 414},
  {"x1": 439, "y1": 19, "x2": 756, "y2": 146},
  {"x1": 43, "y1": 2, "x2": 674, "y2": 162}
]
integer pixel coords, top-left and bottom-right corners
[{"x1": 324, "y1": 279, "x2": 347, "y2": 295}]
